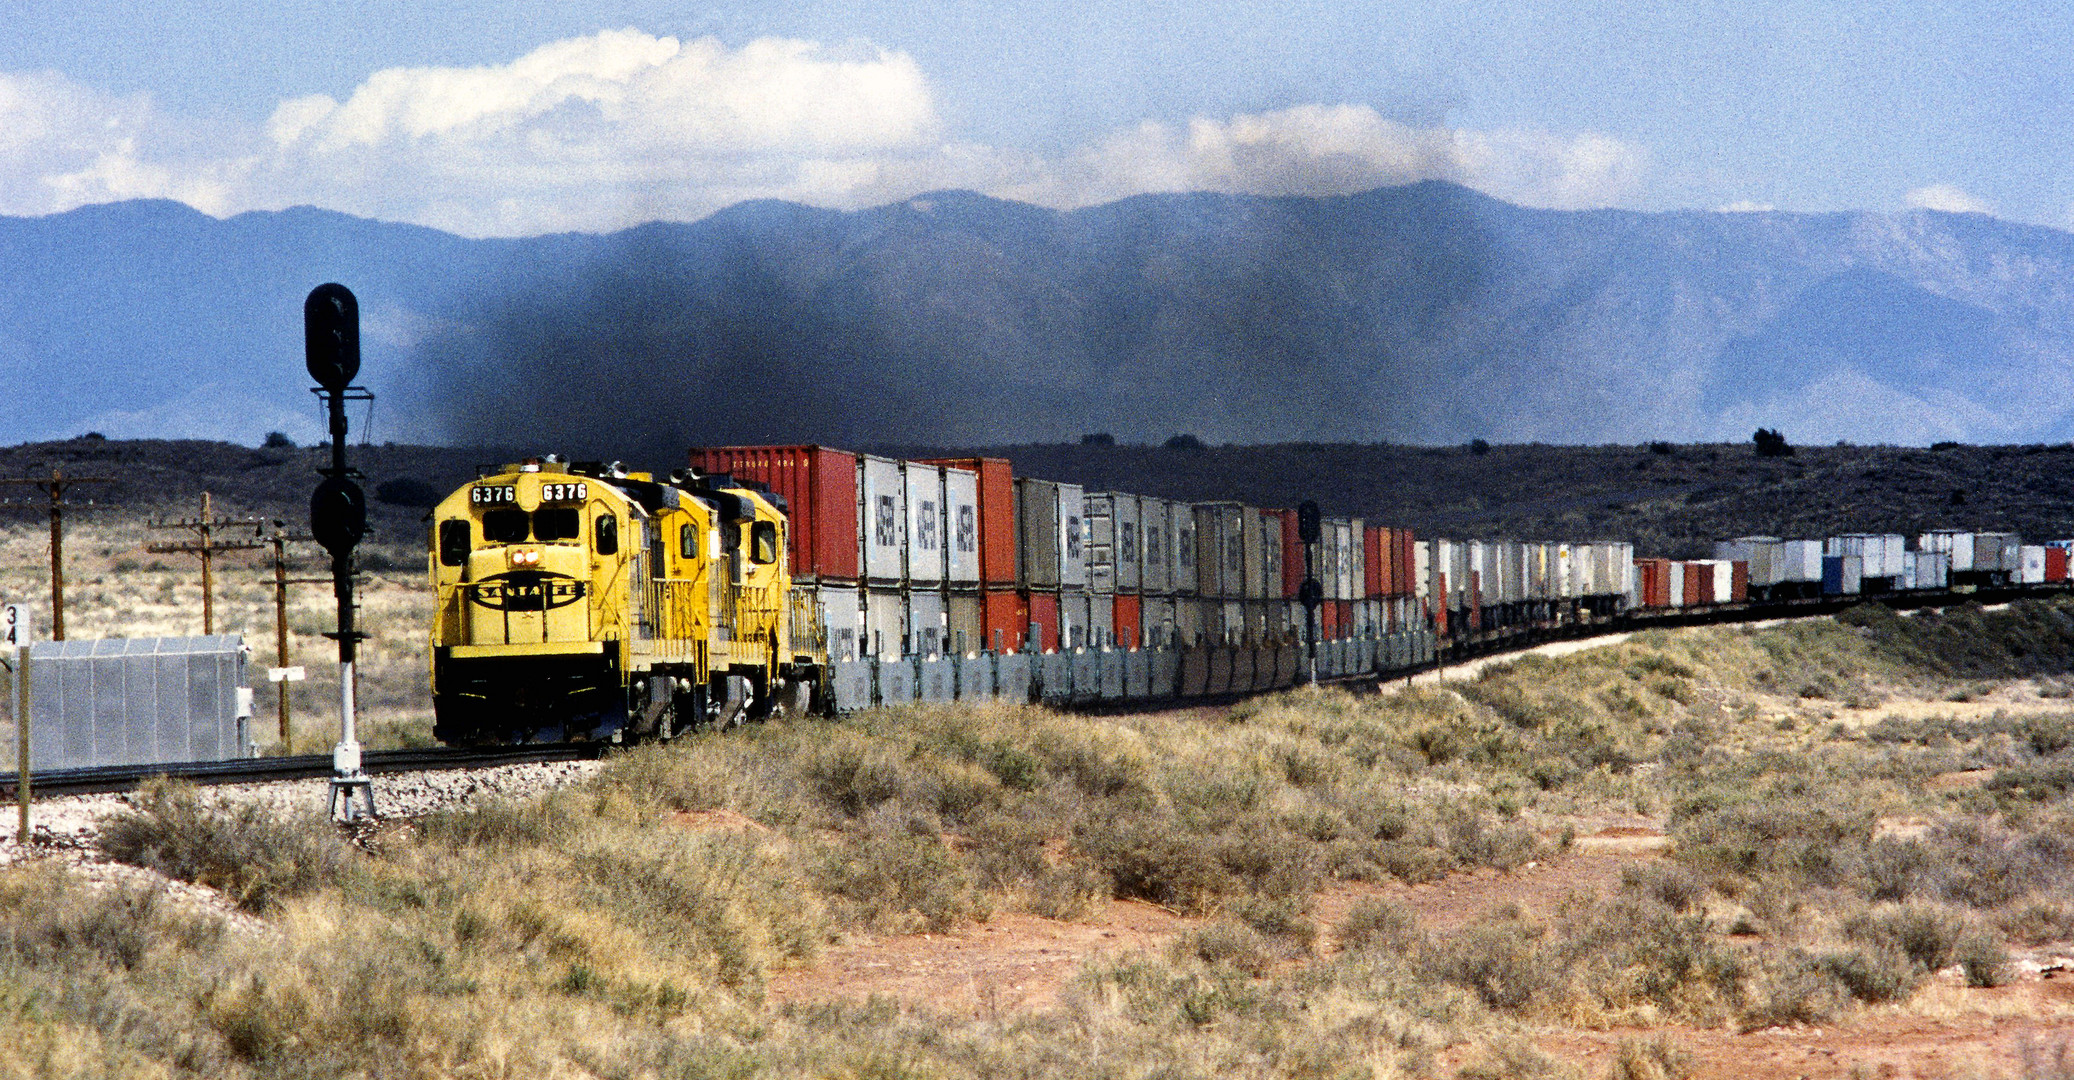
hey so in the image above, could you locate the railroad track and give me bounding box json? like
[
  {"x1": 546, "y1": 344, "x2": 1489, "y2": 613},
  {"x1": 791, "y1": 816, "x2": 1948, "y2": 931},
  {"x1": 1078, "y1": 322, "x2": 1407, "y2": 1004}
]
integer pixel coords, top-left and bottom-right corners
[
  {"x1": 0, "y1": 585, "x2": 2043, "y2": 800},
  {"x1": 0, "y1": 743, "x2": 606, "y2": 799}
]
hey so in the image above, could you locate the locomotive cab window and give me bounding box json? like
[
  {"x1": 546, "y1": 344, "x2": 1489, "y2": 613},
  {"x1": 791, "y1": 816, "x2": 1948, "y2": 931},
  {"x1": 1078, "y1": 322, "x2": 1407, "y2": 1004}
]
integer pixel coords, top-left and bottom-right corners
[
  {"x1": 483, "y1": 508, "x2": 530, "y2": 543},
  {"x1": 680, "y1": 523, "x2": 697, "y2": 561},
  {"x1": 594, "y1": 514, "x2": 618, "y2": 556},
  {"x1": 535, "y1": 507, "x2": 580, "y2": 542},
  {"x1": 751, "y1": 520, "x2": 779, "y2": 564},
  {"x1": 438, "y1": 520, "x2": 471, "y2": 566}
]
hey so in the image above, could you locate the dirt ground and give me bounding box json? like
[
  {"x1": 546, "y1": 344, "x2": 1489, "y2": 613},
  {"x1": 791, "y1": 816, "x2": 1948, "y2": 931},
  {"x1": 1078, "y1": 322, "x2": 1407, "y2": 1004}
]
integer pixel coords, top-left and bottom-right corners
[{"x1": 771, "y1": 816, "x2": 2074, "y2": 1078}]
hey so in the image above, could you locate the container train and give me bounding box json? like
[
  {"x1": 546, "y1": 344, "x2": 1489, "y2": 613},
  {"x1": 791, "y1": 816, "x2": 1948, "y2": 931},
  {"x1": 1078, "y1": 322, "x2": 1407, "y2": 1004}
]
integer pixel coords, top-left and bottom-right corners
[
  {"x1": 427, "y1": 457, "x2": 824, "y2": 744},
  {"x1": 428, "y1": 445, "x2": 2074, "y2": 740}
]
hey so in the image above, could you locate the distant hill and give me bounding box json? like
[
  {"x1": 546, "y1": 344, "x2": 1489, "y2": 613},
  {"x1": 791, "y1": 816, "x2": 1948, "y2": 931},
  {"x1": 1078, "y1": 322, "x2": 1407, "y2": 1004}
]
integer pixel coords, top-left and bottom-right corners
[
  {"x1": 6, "y1": 184, "x2": 2074, "y2": 453},
  {"x1": 7, "y1": 436, "x2": 2072, "y2": 561}
]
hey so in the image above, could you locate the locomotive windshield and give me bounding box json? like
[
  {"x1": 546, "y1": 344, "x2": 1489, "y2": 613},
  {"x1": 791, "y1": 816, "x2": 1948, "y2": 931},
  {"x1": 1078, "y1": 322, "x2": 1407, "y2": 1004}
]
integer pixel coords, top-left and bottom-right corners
[{"x1": 480, "y1": 506, "x2": 583, "y2": 544}]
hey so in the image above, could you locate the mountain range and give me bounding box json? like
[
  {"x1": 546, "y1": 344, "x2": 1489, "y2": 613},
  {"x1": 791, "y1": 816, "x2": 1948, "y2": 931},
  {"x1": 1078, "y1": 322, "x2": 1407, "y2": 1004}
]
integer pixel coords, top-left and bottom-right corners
[{"x1": 5, "y1": 182, "x2": 2073, "y2": 459}]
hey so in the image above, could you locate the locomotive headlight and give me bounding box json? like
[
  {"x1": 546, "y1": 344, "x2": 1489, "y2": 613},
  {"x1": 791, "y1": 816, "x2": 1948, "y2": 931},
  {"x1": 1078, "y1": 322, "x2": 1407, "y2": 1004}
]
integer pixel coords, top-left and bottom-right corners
[{"x1": 509, "y1": 547, "x2": 541, "y2": 567}]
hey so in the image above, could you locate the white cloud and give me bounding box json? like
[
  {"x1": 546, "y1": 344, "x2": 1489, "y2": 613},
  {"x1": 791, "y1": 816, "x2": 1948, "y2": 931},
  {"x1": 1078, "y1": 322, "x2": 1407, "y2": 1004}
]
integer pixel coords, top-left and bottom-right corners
[
  {"x1": 1716, "y1": 200, "x2": 1774, "y2": 213},
  {"x1": 980, "y1": 105, "x2": 1647, "y2": 213},
  {"x1": 0, "y1": 31, "x2": 1651, "y2": 235},
  {"x1": 1904, "y1": 183, "x2": 1993, "y2": 215}
]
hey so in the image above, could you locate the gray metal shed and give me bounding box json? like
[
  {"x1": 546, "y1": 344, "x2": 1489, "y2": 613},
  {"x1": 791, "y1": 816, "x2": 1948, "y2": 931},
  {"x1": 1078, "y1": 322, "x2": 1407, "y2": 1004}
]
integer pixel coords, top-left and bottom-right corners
[{"x1": 26, "y1": 636, "x2": 252, "y2": 771}]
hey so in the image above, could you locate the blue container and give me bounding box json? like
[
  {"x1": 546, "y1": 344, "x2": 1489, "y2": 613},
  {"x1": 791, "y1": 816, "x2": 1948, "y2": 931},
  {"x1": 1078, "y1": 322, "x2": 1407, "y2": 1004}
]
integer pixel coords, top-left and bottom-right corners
[{"x1": 1822, "y1": 555, "x2": 1844, "y2": 595}]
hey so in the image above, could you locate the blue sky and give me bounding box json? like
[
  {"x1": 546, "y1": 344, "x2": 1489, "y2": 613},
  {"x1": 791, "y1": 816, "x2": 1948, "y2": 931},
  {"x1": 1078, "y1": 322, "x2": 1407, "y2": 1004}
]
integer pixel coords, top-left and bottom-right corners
[{"x1": 4, "y1": 0, "x2": 2064, "y2": 236}]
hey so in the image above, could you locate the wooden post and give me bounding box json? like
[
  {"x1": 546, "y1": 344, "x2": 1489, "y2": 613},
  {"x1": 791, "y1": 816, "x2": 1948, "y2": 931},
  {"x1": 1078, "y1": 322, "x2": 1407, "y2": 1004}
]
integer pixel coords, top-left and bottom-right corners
[
  {"x1": 263, "y1": 523, "x2": 322, "y2": 751},
  {"x1": 13, "y1": 646, "x2": 26, "y2": 844},
  {"x1": 0, "y1": 469, "x2": 114, "y2": 641},
  {"x1": 147, "y1": 493, "x2": 265, "y2": 637}
]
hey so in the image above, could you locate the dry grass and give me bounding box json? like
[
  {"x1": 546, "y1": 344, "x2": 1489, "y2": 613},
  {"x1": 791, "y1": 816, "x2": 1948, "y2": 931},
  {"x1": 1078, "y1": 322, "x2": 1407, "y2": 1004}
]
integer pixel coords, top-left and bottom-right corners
[{"x1": 8, "y1": 600, "x2": 2074, "y2": 1075}]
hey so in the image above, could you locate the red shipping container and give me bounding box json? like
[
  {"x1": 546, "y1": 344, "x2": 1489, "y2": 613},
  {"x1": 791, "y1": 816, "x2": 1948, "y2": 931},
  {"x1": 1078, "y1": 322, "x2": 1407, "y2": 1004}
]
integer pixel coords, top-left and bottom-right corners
[
  {"x1": 917, "y1": 456, "x2": 1016, "y2": 586},
  {"x1": 1635, "y1": 558, "x2": 1670, "y2": 608},
  {"x1": 1112, "y1": 594, "x2": 1142, "y2": 648},
  {"x1": 1364, "y1": 526, "x2": 1384, "y2": 599},
  {"x1": 1338, "y1": 599, "x2": 1354, "y2": 639},
  {"x1": 983, "y1": 589, "x2": 1027, "y2": 652},
  {"x1": 1396, "y1": 529, "x2": 1417, "y2": 597},
  {"x1": 1730, "y1": 560, "x2": 1750, "y2": 602},
  {"x1": 1682, "y1": 562, "x2": 1705, "y2": 606},
  {"x1": 688, "y1": 445, "x2": 859, "y2": 581},
  {"x1": 1024, "y1": 591, "x2": 1061, "y2": 653},
  {"x1": 2050, "y1": 548, "x2": 2069, "y2": 582},
  {"x1": 1320, "y1": 599, "x2": 1340, "y2": 639}
]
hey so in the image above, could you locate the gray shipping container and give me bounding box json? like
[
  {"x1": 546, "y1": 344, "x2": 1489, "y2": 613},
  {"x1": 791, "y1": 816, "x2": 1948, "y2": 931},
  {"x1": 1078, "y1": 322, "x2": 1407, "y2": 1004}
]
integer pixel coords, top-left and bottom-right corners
[
  {"x1": 1239, "y1": 507, "x2": 1265, "y2": 599},
  {"x1": 861, "y1": 455, "x2": 906, "y2": 583},
  {"x1": 1062, "y1": 590, "x2": 1093, "y2": 649},
  {"x1": 947, "y1": 592, "x2": 983, "y2": 654},
  {"x1": 24, "y1": 636, "x2": 252, "y2": 771},
  {"x1": 1194, "y1": 504, "x2": 1240, "y2": 599},
  {"x1": 1116, "y1": 494, "x2": 1142, "y2": 593},
  {"x1": 1716, "y1": 537, "x2": 1780, "y2": 587},
  {"x1": 1140, "y1": 498, "x2": 1171, "y2": 595},
  {"x1": 1015, "y1": 479, "x2": 1089, "y2": 590},
  {"x1": 1976, "y1": 532, "x2": 2022, "y2": 573},
  {"x1": 1172, "y1": 505, "x2": 1199, "y2": 595}
]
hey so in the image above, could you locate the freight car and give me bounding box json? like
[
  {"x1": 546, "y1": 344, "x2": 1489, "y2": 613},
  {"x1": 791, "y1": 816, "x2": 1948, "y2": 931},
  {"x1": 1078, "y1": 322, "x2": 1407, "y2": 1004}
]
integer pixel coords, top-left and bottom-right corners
[
  {"x1": 430, "y1": 444, "x2": 2074, "y2": 733},
  {"x1": 427, "y1": 458, "x2": 826, "y2": 744}
]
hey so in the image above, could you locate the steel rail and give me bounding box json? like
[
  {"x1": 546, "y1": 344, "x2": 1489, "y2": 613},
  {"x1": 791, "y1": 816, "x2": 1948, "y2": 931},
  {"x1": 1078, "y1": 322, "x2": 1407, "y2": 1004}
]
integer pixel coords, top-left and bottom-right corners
[
  {"x1": 0, "y1": 743, "x2": 604, "y2": 799},
  {"x1": 2, "y1": 583, "x2": 2053, "y2": 799}
]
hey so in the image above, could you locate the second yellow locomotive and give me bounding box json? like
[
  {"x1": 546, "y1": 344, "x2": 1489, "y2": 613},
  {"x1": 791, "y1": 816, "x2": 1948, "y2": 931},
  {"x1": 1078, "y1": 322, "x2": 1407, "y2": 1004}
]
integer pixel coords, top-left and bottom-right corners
[{"x1": 428, "y1": 457, "x2": 826, "y2": 744}]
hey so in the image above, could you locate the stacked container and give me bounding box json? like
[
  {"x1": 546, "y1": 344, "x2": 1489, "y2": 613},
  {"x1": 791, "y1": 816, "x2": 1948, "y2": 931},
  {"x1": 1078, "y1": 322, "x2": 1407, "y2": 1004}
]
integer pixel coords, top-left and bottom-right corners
[
  {"x1": 1016, "y1": 478, "x2": 1088, "y2": 652},
  {"x1": 920, "y1": 457, "x2": 1017, "y2": 652},
  {"x1": 687, "y1": 445, "x2": 866, "y2": 660}
]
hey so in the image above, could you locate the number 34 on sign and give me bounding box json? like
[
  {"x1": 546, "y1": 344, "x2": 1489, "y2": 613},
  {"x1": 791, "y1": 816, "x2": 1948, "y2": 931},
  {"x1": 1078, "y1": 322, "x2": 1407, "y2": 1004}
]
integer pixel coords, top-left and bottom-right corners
[{"x1": 2, "y1": 604, "x2": 31, "y2": 647}]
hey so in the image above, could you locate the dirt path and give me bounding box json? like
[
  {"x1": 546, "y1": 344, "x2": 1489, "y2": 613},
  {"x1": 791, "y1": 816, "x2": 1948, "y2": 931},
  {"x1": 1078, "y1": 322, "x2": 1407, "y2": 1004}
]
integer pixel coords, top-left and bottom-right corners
[{"x1": 769, "y1": 824, "x2": 1669, "y2": 1014}]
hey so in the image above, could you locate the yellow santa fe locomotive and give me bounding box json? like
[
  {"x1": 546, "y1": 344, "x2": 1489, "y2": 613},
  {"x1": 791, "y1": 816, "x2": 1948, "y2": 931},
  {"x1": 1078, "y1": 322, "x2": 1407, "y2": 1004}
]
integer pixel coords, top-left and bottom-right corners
[{"x1": 427, "y1": 456, "x2": 827, "y2": 744}]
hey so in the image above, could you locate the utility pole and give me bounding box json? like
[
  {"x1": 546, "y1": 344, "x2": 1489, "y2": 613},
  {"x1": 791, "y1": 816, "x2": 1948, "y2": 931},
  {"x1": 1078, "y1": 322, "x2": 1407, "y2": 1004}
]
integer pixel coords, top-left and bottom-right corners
[
  {"x1": 146, "y1": 492, "x2": 266, "y2": 635},
  {"x1": 262, "y1": 520, "x2": 325, "y2": 750},
  {"x1": 0, "y1": 469, "x2": 114, "y2": 640}
]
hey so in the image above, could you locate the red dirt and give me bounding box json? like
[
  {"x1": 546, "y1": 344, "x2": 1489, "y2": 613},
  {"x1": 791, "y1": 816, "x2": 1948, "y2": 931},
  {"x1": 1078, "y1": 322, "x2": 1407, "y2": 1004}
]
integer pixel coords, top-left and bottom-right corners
[
  {"x1": 767, "y1": 898, "x2": 1190, "y2": 1015},
  {"x1": 768, "y1": 824, "x2": 2074, "y2": 1076}
]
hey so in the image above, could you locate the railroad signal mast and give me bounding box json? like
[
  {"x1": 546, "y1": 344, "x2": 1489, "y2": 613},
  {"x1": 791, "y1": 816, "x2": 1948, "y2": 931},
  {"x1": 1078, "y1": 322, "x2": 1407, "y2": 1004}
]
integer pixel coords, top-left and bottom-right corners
[
  {"x1": 146, "y1": 492, "x2": 266, "y2": 636},
  {"x1": 305, "y1": 283, "x2": 376, "y2": 822},
  {"x1": 0, "y1": 469, "x2": 114, "y2": 640},
  {"x1": 1297, "y1": 500, "x2": 1323, "y2": 686}
]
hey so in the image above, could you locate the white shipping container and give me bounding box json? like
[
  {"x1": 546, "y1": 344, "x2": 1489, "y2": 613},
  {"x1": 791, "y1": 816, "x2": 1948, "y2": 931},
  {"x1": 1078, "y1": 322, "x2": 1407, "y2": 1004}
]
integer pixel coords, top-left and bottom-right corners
[
  {"x1": 1343, "y1": 518, "x2": 1362, "y2": 603},
  {"x1": 1415, "y1": 540, "x2": 1434, "y2": 604},
  {"x1": 903, "y1": 462, "x2": 946, "y2": 586},
  {"x1": 1667, "y1": 561, "x2": 1685, "y2": 608},
  {"x1": 1141, "y1": 499, "x2": 1170, "y2": 595},
  {"x1": 861, "y1": 455, "x2": 906, "y2": 582},
  {"x1": 865, "y1": 587, "x2": 905, "y2": 658},
  {"x1": 1912, "y1": 550, "x2": 1949, "y2": 590},
  {"x1": 1919, "y1": 531, "x2": 1977, "y2": 573},
  {"x1": 943, "y1": 467, "x2": 979, "y2": 587},
  {"x1": 1777, "y1": 540, "x2": 1824, "y2": 582},
  {"x1": 1085, "y1": 492, "x2": 1120, "y2": 594},
  {"x1": 2023, "y1": 545, "x2": 2048, "y2": 584},
  {"x1": 907, "y1": 589, "x2": 947, "y2": 655},
  {"x1": 817, "y1": 584, "x2": 863, "y2": 661},
  {"x1": 1713, "y1": 560, "x2": 1732, "y2": 602}
]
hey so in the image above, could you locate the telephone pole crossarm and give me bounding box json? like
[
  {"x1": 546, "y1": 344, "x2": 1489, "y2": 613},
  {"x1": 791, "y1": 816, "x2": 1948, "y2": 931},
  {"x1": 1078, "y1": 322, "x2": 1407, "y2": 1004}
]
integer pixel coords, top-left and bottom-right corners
[
  {"x1": 145, "y1": 492, "x2": 267, "y2": 636},
  {"x1": 0, "y1": 469, "x2": 115, "y2": 641}
]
